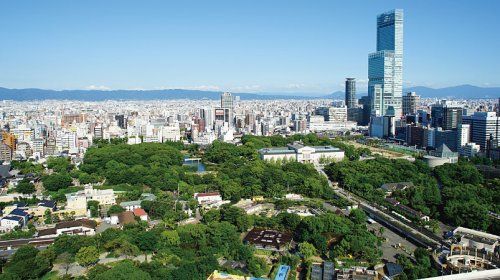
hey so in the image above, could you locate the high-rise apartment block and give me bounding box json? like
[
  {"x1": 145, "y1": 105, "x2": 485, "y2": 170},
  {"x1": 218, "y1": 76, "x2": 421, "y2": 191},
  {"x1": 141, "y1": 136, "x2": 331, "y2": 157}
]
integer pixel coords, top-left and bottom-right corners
[{"x1": 345, "y1": 78, "x2": 356, "y2": 109}]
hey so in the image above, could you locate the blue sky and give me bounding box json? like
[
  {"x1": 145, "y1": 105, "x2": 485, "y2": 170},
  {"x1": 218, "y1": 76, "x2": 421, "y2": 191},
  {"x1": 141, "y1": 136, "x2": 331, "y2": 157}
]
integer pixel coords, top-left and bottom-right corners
[{"x1": 0, "y1": 0, "x2": 499, "y2": 94}]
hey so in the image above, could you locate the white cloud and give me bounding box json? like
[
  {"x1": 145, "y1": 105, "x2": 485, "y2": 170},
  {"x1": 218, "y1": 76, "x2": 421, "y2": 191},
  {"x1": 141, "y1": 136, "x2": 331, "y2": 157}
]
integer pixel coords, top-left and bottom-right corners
[{"x1": 86, "y1": 85, "x2": 111, "y2": 91}]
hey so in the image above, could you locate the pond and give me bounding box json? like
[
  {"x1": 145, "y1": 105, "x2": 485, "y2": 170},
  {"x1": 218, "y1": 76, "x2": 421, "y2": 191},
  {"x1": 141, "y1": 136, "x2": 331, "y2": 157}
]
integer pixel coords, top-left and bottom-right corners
[{"x1": 183, "y1": 157, "x2": 206, "y2": 172}]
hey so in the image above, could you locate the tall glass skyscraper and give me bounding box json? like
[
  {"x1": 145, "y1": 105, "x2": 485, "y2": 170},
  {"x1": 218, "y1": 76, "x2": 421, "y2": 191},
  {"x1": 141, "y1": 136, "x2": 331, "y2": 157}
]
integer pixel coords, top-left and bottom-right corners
[
  {"x1": 368, "y1": 9, "x2": 403, "y2": 116},
  {"x1": 345, "y1": 78, "x2": 356, "y2": 108}
]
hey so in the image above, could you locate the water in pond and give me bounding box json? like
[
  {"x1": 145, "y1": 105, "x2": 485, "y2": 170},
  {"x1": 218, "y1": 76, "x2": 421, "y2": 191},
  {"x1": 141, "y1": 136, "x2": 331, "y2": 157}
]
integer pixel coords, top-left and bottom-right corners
[{"x1": 183, "y1": 157, "x2": 206, "y2": 172}]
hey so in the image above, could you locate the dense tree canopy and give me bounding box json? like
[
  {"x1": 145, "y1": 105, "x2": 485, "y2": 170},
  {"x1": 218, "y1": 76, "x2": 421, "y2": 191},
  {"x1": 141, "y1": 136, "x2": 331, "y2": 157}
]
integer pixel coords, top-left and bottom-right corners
[
  {"x1": 1, "y1": 246, "x2": 52, "y2": 280},
  {"x1": 42, "y1": 172, "x2": 73, "y2": 191},
  {"x1": 325, "y1": 157, "x2": 499, "y2": 234},
  {"x1": 15, "y1": 179, "x2": 35, "y2": 194},
  {"x1": 79, "y1": 142, "x2": 184, "y2": 189}
]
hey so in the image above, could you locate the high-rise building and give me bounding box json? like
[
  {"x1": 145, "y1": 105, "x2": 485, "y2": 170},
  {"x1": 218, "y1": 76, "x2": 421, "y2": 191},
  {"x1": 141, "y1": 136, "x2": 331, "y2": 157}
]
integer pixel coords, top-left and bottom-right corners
[
  {"x1": 431, "y1": 102, "x2": 463, "y2": 130},
  {"x1": 458, "y1": 124, "x2": 470, "y2": 147},
  {"x1": 115, "y1": 115, "x2": 127, "y2": 129},
  {"x1": 345, "y1": 78, "x2": 357, "y2": 109},
  {"x1": 462, "y1": 112, "x2": 499, "y2": 151},
  {"x1": 220, "y1": 92, "x2": 234, "y2": 126},
  {"x1": 220, "y1": 92, "x2": 234, "y2": 109},
  {"x1": 314, "y1": 106, "x2": 347, "y2": 122},
  {"x1": 368, "y1": 9, "x2": 404, "y2": 117},
  {"x1": 402, "y1": 92, "x2": 419, "y2": 115},
  {"x1": 360, "y1": 96, "x2": 371, "y2": 126}
]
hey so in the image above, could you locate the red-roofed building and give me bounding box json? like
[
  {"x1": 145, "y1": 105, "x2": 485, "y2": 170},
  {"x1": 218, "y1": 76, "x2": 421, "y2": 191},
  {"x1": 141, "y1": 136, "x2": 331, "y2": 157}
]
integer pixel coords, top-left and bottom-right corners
[{"x1": 133, "y1": 208, "x2": 148, "y2": 221}]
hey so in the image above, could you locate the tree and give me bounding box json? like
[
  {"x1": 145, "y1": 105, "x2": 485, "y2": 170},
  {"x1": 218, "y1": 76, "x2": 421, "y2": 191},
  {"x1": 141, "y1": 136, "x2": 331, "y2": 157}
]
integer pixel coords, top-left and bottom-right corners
[
  {"x1": 42, "y1": 173, "x2": 73, "y2": 191},
  {"x1": 133, "y1": 231, "x2": 158, "y2": 261},
  {"x1": 87, "y1": 200, "x2": 100, "y2": 218},
  {"x1": 15, "y1": 179, "x2": 35, "y2": 194},
  {"x1": 299, "y1": 242, "x2": 317, "y2": 260},
  {"x1": 2, "y1": 245, "x2": 52, "y2": 279},
  {"x1": 76, "y1": 246, "x2": 99, "y2": 267},
  {"x1": 107, "y1": 205, "x2": 125, "y2": 215},
  {"x1": 349, "y1": 208, "x2": 367, "y2": 225},
  {"x1": 91, "y1": 260, "x2": 151, "y2": 280},
  {"x1": 160, "y1": 230, "x2": 180, "y2": 247},
  {"x1": 44, "y1": 209, "x2": 53, "y2": 224},
  {"x1": 56, "y1": 252, "x2": 74, "y2": 276},
  {"x1": 47, "y1": 157, "x2": 74, "y2": 173},
  {"x1": 202, "y1": 209, "x2": 221, "y2": 224},
  {"x1": 104, "y1": 238, "x2": 140, "y2": 258}
]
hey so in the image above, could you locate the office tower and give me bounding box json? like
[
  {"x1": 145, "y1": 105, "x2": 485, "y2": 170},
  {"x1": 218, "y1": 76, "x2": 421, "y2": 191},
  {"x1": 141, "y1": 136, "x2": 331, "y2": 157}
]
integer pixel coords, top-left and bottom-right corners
[
  {"x1": 431, "y1": 102, "x2": 463, "y2": 130},
  {"x1": 347, "y1": 107, "x2": 363, "y2": 124},
  {"x1": 220, "y1": 92, "x2": 234, "y2": 126},
  {"x1": 360, "y1": 96, "x2": 371, "y2": 126},
  {"x1": 368, "y1": 9, "x2": 404, "y2": 117},
  {"x1": 369, "y1": 115, "x2": 395, "y2": 138},
  {"x1": 462, "y1": 112, "x2": 499, "y2": 151},
  {"x1": 345, "y1": 78, "x2": 356, "y2": 108},
  {"x1": 221, "y1": 92, "x2": 234, "y2": 109},
  {"x1": 458, "y1": 124, "x2": 470, "y2": 147},
  {"x1": 402, "y1": 92, "x2": 419, "y2": 115},
  {"x1": 115, "y1": 115, "x2": 127, "y2": 129}
]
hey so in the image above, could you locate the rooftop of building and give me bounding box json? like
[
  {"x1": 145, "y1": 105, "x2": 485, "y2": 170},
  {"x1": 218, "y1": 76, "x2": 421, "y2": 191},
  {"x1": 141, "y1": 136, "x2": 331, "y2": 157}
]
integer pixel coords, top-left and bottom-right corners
[
  {"x1": 453, "y1": 227, "x2": 500, "y2": 246},
  {"x1": 243, "y1": 228, "x2": 292, "y2": 249}
]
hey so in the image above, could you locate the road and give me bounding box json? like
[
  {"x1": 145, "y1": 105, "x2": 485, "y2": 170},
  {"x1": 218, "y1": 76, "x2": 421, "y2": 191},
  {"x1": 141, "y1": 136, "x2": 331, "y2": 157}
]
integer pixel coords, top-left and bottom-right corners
[{"x1": 315, "y1": 164, "x2": 445, "y2": 249}]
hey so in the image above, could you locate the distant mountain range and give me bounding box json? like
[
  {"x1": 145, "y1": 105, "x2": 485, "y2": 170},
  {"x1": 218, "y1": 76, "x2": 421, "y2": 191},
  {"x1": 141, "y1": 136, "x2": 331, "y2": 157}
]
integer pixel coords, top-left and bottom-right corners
[{"x1": 0, "y1": 84, "x2": 498, "y2": 101}]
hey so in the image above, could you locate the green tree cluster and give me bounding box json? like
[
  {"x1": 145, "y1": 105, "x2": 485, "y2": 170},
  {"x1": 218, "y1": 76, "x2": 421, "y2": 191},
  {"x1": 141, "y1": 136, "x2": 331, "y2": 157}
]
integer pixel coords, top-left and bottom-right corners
[
  {"x1": 79, "y1": 142, "x2": 184, "y2": 189},
  {"x1": 15, "y1": 179, "x2": 35, "y2": 194},
  {"x1": 0, "y1": 246, "x2": 54, "y2": 279}
]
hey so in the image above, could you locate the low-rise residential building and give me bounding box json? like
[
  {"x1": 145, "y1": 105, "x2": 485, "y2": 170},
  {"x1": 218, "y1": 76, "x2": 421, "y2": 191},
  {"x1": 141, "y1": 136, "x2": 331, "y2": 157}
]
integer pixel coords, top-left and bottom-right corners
[
  {"x1": 112, "y1": 211, "x2": 137, "y2": 227},
  {"x1": 133, "y1": 208, "x2": 148, "y2": 221},
  {"x1": 0, "y1": 216, "x2": 24, "y2": 231},
  {"x1": 120, "y1": 200, "x2": 142, "y2": 211},
  {"x1": 29, "y1": 200, "x2": 57, "y2": 218},
  {"x1": 195, "y1": 192, "x2": 223, "y2": 205},
  {"x1": 8, "y1": 208, "x2": 30, "y2": 227},
  {"x1": 37, "y1": 219, "x2": 97, "y2": 238}
]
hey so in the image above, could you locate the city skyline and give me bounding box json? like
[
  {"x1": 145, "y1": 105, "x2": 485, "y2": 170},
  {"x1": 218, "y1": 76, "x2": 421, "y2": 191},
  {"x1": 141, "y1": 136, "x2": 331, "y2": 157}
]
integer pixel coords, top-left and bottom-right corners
[{"x1": 1, "y1": 0, "x2": 500, "y2": 94}]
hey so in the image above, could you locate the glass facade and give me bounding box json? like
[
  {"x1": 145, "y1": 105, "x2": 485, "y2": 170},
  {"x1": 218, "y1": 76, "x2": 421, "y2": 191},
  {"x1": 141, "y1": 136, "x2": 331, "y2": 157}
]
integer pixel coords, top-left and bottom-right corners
[
  {"x1": 369, "y1": 9, "x2": 403, "y2": 116},
  {"x1": 345, "y1": 78, "x2": 356, "y2": 108}
]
